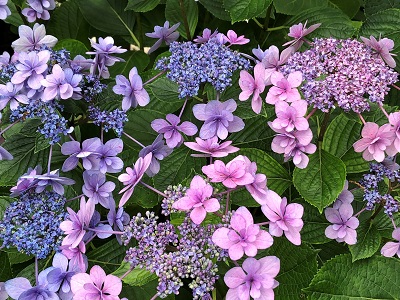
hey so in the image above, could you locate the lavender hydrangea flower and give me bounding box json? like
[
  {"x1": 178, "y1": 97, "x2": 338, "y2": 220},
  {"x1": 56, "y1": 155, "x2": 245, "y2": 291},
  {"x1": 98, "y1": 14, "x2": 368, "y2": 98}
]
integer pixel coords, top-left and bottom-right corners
[
  {"x1": 60, "y1": 241, "x2": 87, "y2": 273},
  {"x1": 193, "y1": 99, "x2": 245, "y2": 140},
  {"x1": 139, "y1": 134, "x2": 173, "y2": 177},
  {"x1": 64, "y1": 68, "x2": 83, "y2": 100},
  {"x1": 12, "y1": 23, "x2": 58, "y2": 52},
  {"x1": 0, "y1": 145, "x2": 13, "y2": 160},
  {"x1": 21, "y1": 169, "x2": 75, "y2": 195},
  {"x1": 10, "y1": 165, "x2": 42, "y2": 196},
  {"x1": 107, "y1": 203, "x2": 130, "y2": 244},
  {"x1": 22, "y1": 0, "x2": 56, "y2": 22},
  {"x1": 265, "y1": 71, "x2": 302, "y2": 104},
  {"x1": 82, "y1": 171, "x2": 115, "y2": 209},
  {"x1": 46, "y1": 253, "x2": 76, "y2": 299},
  {"x1": 61, "y1": 137, "x2": 102, "y2": 172},
  {"x1": 270, "y1": 100, "x2": 309, "y2": 132},
  {"x1": 0, "y1": 82, "x2": 29, "y2": 110},
  {"x1": 333, "y1": 180, "x2": 354, "y2": 209},
  {"x1": 184, "y1": 137, "x2": 239, "y2": 158},
  {"x1": 262, "y1": 45, "x2": 294, "y2": 85},
  {"x1": 11, "y1": 50, "x2": 50, "y2": 90},
  {"x1": 238, "y1": 63, "x2": 266, "y2": 114},
  {"x1": 41, "y1": 64, "x2": 74, "y2": 101},
  {"x1": 222, "y1": 30, "x2": 250, "y2": 46},
  {"x1": 381, "y1": 228, "x2": 400, "y2": 258},
  {"x1": 113, "y1": 67, "x2": 150, "y2": 111},
  {"x1": 283, "y1": 21, "x2": 321, "y2": 51},
  {"x1": 193, "y1": 28, "x2": 218, "y2": 44},
  {"x1": 0, "y1": 0, "x2": 10, "y2": 20},
  {"x1": 151, "y1": 114, "x2": 198, "y2": 148},
  {"x1": 0, "y1": 282, "x2": 7, "y2": 300},
  {"x1": 5, "y1": 276, "x2": 58, "y2": 300},
  {"x1": 361, "y1": 35, "x2": 396, "y2": 68},
  {"x1": 146, "y1": 21, "x2": 180, "y2": 54},
  {"x1": 325, "y1": 203, "x2": 359, "y2": 245}
]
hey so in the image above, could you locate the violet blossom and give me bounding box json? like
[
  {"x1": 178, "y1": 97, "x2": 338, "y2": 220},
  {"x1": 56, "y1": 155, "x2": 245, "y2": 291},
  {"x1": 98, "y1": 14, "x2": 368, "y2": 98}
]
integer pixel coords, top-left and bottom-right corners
[
  {"x1": 5, "y1": 275, "x2": 58, "y2": 300},
  {"x1": 60, "y1": 242, "x2": 88, "y2": 273},
  {"x1": 223, "y1": 30, "x2": 250, "y2": 46},
  {"x1": 265, "y1": 71, "x2": 303, "y2": 104},
  {"x1": 193, "y1": 99, "x2": 245, "y2": 140},
  {"x1": 0, "y1": 146, "x2": 12, "y2": 161},
  {"x1": 145, "y1": 21, "x2": 180, "y2": 54},
  {"x1": 332, "y1": 180, "x2": 354, "y2": 209},
  {"x1": 325, "y1": 203, "x2": 359, "y2": 245},
  {"x1": 22, "y1": 0, "x2": 56, "y2": 22},
  {"x1": 46, "y1": 253, "x2": 76, "y2": 300},
  {"x1": 269, "y1": 100, "x2": 309, "y2": 132},
  {"x1": 0, "y1": 0, "x2": 10, "y2": 20},
  {"x1": 212, "y1": 206, "x2": 273, "y2": 260},
  {"x1": 113, "y1": 67, "x2": 150, "y2": 111},
  {"x1": 381, "y1": 228, "x2": 400, "y2": 258},
  {"x1": 118, "y1": 152, "x2": 152, "y2": 207},
  {"x1": 82, "y1": 171, "x2": 115, "y2": 209},
  {"x1": 63, "y1": 68, "x2": 83, "y2": 100},
  {"x1": 361, "y1": 35, "x2": 396, "y2": 68},
  {"x1": 283, "y1": 21, "x2": 321, "y2": 51},
  {"x1": 0, "y1": 82, "x2": 29, "y2": 110},
  {"x1": 173, "y1": 175, "x2": 220, "y2": 224},
  {"x1": 21, "y1": 169, "x2": 75, "y2": 195},
  {"x1": 252, "y1": 45, "x2": 268, "y2": 62},
  {"x1": 241, "y1": 156, "x2": 268, "y2": 205},
  {"x1": 238, "y1": 63, "x2": 266, "y2": 114},
  {"x1": 139, "y1": 134, "x2": 172, "y2": 177},
  {"x1": 41, "y1": 64, "x2": 74, "y2": 101},
  {"x1": 388, "y1": 112, "x2": 400, "y2": 153},
  {"x1": 107, "y1": 203, "x2": 130, "y2": 244},
  {"x1": 11, "y1": 23, "x2": 58, "y2": 52},
  {"x1": 224, "y1": 256, "x2": 280, "y2": 300},
  {"x1": 0, "y1": 282, "x2": 7, "y2": 300},
  {"x1": 90, "y1": 138, "x2": 124, "y2": 173},
  {"x1": 202, "y1": 155, "x2": 254, "y2": 188},
  {"x1": 61, "y1": 137, "x2": 102, "y2": 172},
  {"x1": 193, "y1": 28, "x2": 218, "y2": 43},
  {"x1": 261, "y1": 190, "x2": 304, "y2": 245},
  {"x1": 10, "y1": 165, "x2": 42, "y2": 196},
  {"x1": 262, "y1": 45, "x2": 294, "y2": 85},
  {"x1": 184, "y1": 137, "x2": 239, "y2": 158},
  {"x1": 151, "y1": 113, "x2": 198, "y2": 148},
  {"x1": 353, "y1": 122, "x2": 395, "y2": 162}
]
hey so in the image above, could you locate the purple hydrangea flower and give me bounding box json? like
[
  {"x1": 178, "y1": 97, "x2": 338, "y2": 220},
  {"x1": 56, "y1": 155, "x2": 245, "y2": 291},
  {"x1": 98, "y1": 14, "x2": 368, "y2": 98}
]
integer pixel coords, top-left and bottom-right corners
[
  {"x1": 238, "y1": 63, "x2": 266, "y2": 114},
  {"x1": 139, "y1": 134, "x2": 173, "y2": 177},
  {"x1": 381, "y1": 228, "x2": 400, "y2": 258},
  {"x1": 270, "y1": 100, "x2": 309, "y2": 132},
  {"x1": 252, "y1": 45, "x2": 268, "y2": 62},
  {"x1": 333, "y1": 180, "x2": 354, "y2": 209},
  {"x1": 41, "y1": 64, "x2": 74, "y2": 101},
  {"x1": 0, "y1": 0, "x2": 10, "y2": 20},
  {"x1": 0, "y1": 282, "x2": 7, "y2": 300},
  {"x1": 46, "y1": 253, "x2": 76, "y2": 299},
  {"x1": 107, "y1": 203, "x2": 130, "y2": 245},
  {"x1": 60, "y1": 241, "x2": 87, "y2": 273},
  {"x1": 0, "y1": 82, "x2": 29, "y2": 110},
  {"x1": 21, "y1": 169, "x2": 75, "y2": 195},
  {"x1": 193, "y1": 28, "x2": 218, "y2": 44},
  {"x1": 12, "y1": 23, "x2": 58, "y2": 52},
  {"x1": 11, "y1": 50, "x2": 50, "y2": 90},
  {"x1": 90, "y1": 138, "x2": 124, "y2": 174},
  {"x1": 222, "y1": 30, "x2": 249, "y2": 46},
  {"x1": 325, "y1": 203, "x2": 359, "y2": 245},
  {"x1": 146, "y1": 21, "x2": 180, "y2": 54},
  {"x1": 361, "y1": 35, "x2": 396, "y2": 68},
  {"x1": 82, "y1": 170, "x2": 115, "y2": 209},
  {"x1": 151, "y1": 114, "x2": 198, "y2": 148},
  {"x1": 184, "y1": 137, "x2": 239, "y2": 158},
  {"x1": 5, "y1": 276, "x2": 58, "y2": 300},
  {"x1": 61, "y1": 137, "x2": 102, "y2": 172},
  {"x1": 262, "y1": 45, "x2": 294, "y2": 85},
  {"x1": 22, "y1": 0, "x2": 56, "y2": 22},
  {"x1": 193, "y1": 99, "x2": 245, "y2": 140},
  {"x1": 283, "y1": 21, "x2": 321, "y2": 51},
  {"x1": 0, "y1": 145, "x2": 13, "y2": 161},
  {"x1": 10, "y1": 165, "x2": 42, "y2": 196},
  {"x1": 64, "y1": 68, "x2": 83, "y2": 100},
  {"x1": 265, "y1": 71, "x2": 303, "y2": 104},
  {"x1": 113, "y1": 67, "x2": 150, "y2": 111}
]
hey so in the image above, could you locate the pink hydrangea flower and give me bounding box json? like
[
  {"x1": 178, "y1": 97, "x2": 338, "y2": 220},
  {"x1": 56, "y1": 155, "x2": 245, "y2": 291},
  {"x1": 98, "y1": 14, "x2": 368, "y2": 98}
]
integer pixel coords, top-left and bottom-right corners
[
  {"x1": 387, "y1": 112, "x2": 400, "y2": 154},
  {"x1": 223, "y1": 30, "x2": 250, "y2": 46},
  {"x1": 333, "y1": 180, "x2": 354, "y2": 210},
  {"x1": 353, "y1": 122, "x2": 395, "y2": 162},
  {"x1": 261, "y1": 190, "x2": 304, "y2": 245},
  {"x1": 172, "y1": 175, "x2": 220, "y2": 224},
  {"x1": 118, "y1": 153, "x2": 152, "y2": 207},
  {"x1": 241, "y1": 156, "x2": 268, "y2": 205},
  {"x1": 262, "y1": 45, "x2": 294, "y2": 85},
  {"x1": 213, "y1": 206, "x2": 273, "y2": 260},
  {"x1": 270, "y1": 100, "x2": 309, "y2": 132},
  {"x1": 70, "y1": 265, "x2": 122, "y2": 300},
  {"x1": 325, "y1": 203, "x2": 359, "y2": 245},
  {"x1": 361, "y1": 35, "x2": 396, "y2": 68},
  {"x1": 224, "y1": 256, "x2": 280, "y2": 300},
  {"x1": 265, "y1": 71, "x2": 302, "y2": 104},
  {"x1": 283, "y1": 21, "x2": 321, "y2": 51},
  {"x1": 185, "y1": 137, "x2": 239, "y2": 158},
  {"x1": 60, "y1": 241, "x2": 87, "y2": 273},
  {"x1": 193, "y1": 28, "x2": 218, "y2": 43},
  {"x1": 202, "y1": 155, "x2": 254, "y2": 188},
  {"x1": 238, "y1": 63, "x2": 266, "y2": 114},
  {"x1": 381, "y1": 228, "x2": 400, "y2": 258}
]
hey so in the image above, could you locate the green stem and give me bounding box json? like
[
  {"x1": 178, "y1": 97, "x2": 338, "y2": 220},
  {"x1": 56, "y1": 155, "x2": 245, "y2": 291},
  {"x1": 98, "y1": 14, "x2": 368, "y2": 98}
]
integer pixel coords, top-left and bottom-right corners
[{"x1": 253, "y1": 18, "x2": 264, "y2": 28}]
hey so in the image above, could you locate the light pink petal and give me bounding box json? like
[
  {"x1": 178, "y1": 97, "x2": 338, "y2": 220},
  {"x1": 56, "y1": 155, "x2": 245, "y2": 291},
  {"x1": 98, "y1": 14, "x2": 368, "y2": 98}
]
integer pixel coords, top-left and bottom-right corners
[
  {"x1": 212, "y1": 228, "x2": 237, "y2": 249},
  {"x1": 224, "y1": 267, "x2": 246, "y2": 289},
  {"x1": 381, "y1": 241, "x2": 400, "y2": 257},
  {"x1": 190, "y1": 206, "x2": 207, "y2": 224}
]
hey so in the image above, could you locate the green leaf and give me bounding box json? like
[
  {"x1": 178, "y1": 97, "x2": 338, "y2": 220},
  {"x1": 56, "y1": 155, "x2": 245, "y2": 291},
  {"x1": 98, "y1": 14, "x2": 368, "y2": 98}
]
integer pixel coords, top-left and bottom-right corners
[
  {"x1": 165, "y1": 0, "x2": 198, "y2": 40},
  {"x1": 78, "y1": 0, "x2": 136, "y2": 40},
  {"x1": 86, "y1": 240, "x2": 127, "y2": 273},
  {"x1": 112, "y1": 262, "x2": 157, "y2": 286},
  {"x1": 53, "y1": 39, "x2": 89, "y2": 59},
  {"x1": 4, "y1": 247, "x2": 33, "y2": 265},
  {"x1": 300, "y1": 200, "x2": 331, "y2": 244},
  {"x1": 229, "y1": 115, "x2": 275, "y2": 147},
  {"x1": 224, "y1": 0, "x2": 272, "y2": 23},
  {"x1": 0, "y1": 251, "x2": 12, "y2": 281},
  {"x1": 304, "y1": 254, "x2": 400, "y2": 299},
  {"x1": 364, "y1": 0, "x2": 400, "y2": 17},
  {"x1": 153, "y1": 146, "x2": 205, "y2": 190},
  {"x1": 125, "y1": 0, "x2": 160, "y2": 12},
  {"x1": 198, "y1": 0, "x2": 231, "y2": 21},
  {"x1": 285, "y1": 7, "x2": 356, "y2": 39},
  {"x1": 293, "y1": 149, "x2": 346, "y2": 213},
  {"x1": 322, "y1": 113, "x2": 369, "y2": 173},
  {"x1": 4, "y1": 1, "x2": 23, "y2": 27},
  {"x1": 109, "y1": 51, "x2": 149, "y2": 78},
  {"x1": 148, "y1": 78, "x2": 182, "y2": 103},
  {"x1": 0, "y1": 134, "x2": 49, "y2": 186},
  {"x1": 274, "y1": 0, "x2": 328, "y2": 15},
  {"x1": 0, "y1": 196, "x2": 12, "y2": 218},
  {"x1": 47, "y1": 0, "x2": 90, "y2": 42},
  {"x1": 268, "y1": 239, "x2": 318, "y2": 299},
  {"x1": 329, "y1": 0, "x2": 361, "y2": 18},
  {"x1": 349, "y1": 222, "x2": 381, "y2": 262}
]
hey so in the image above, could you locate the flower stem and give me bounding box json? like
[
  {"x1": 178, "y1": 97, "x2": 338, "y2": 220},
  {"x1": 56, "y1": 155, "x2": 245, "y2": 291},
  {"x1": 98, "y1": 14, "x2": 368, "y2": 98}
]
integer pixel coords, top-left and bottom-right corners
[
  {"x1": 392, "y1": 84, "x2": 400, "y2": 91},
  {"x1": 123, "y1": 131, "x2": 145, "y2": 148},
  {"x1": 358, "y1": 113, "x2": 366, "y2": 125},
  {"x1": 66, "y1": 194, "x2": 84, "y2": 203},
  {"x1": 306, "y1": 107, "x2": 318, "y2": 120},
  {"x1": 120, "y1": 265, "x2": 135, "y2": 280},
  {"x1": 47, "y1": 144, "x2": 53, "y2": 173},
  {"x1": 256, "y1": 221, "x2": 270, "y2": 226},
  {"x1": 178, "y1": 98, "x2": 188, "y2": 119},
  {"x1": 68, "y1": 134, "x2": 75, "y2": 141},
  {"x1": 143, "y1": 70, "x2": 166, "y2": 86},
  {"x1": 150, "y1": 293, "x2": 159, "y2": 300},
  {"x1": 140, "y1": 181, "x2": 168, "y2": 198},
  {"x1": 86, "y1": 227, "x2": 124, "y2": 235},
  {"x1": 318, "y1": 111, "x2": 331, "y2": 142},
  {"x1": 379, "y1": 104, "x2": 390, "y2": 119},
  {"x1": 225, "y1": 192, "x2": 230, "y2": 216},
  {"x1": 353, "y1": 207, "x2": 366, "y2": 218},
  {"x1": 35, "y1": 256, "x2": 39, "y2": 286},
  {"x1": 392, "y1": 218, "x2": 397, "y2": 229},
  {"x1": 0, "y1": 121, "x2": 18, "y2": 136}
]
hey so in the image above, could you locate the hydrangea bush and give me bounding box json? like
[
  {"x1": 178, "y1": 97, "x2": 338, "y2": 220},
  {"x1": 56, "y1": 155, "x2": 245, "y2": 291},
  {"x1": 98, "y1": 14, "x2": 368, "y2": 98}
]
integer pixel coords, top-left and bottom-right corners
[{"x1": 0, "y1": 0, "x2": 400, "y2": 299}]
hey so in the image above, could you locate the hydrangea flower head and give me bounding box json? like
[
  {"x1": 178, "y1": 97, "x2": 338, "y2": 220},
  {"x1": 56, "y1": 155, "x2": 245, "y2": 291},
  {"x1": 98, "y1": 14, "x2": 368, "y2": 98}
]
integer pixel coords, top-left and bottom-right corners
[
  {"x1": 173, "y1": 175, "x2": 220, "y2": 224},
  {"x1": 224, "y1": 256, "x2": 280, "y2": 300},
  {"x1": 184, "y1": 137, "x2": 239, "y2": 158},
  {"x1": 146, "y1": 21, "x2": 180, "y2": 54},
  {"x1": 361, "y1": 35, "x2": 396, "y2": 68},
  {"x1": 261, "y1": 190, "x2": 304, "y2": 245},
  {"x1": 12, "y1": 23, "x2": 57, "y2": 52},
  {"x1": 265, "y1": 71, "x2": 302, "y2": 104},
  {"x1": 193, "y1": 99, "x2": 245, "y2": 140},
  {"x1": 212, "y1": 206, "x2": 273, "y2": 260},
  {"x1": 239, "y1": 63, "x2": 266, "y2": 114},
  {"x1": 381, "y1": 228, "x2": 400, "y2": 258},
  {"x1": 325, "y1": 203, "x2": 359, "y2": 244}
]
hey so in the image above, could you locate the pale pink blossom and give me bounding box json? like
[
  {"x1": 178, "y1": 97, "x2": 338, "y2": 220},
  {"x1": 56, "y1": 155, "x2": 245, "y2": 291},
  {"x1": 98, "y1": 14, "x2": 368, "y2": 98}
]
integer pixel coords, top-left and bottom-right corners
[
  {"x1": 387, "y1": 112, "x2": 400, "y2": 154},
  {"x1": 265, "y1": 71, "x2": 302, "y2": 104},
  {"x1": 325, "y1": 203, "x2": 359, "y2": 245},
  {"x1": 270, "y1": 100, "x2": 309, "y2": 132},
  {"x1": 361, "y1": 35, "x2": 396, "y2": 68},
  {"x1": 241, "y1": 156, "x2": 268, "y2": 205},
  {"x1": 239, "y1": 63, "x2": 266, "y2": 114},
  {"x1": 381, "y1": 228, "x2": 400, "y2": 258},
  {"x1": 184, "y1": 137, "x2": 239, "y2": 158},
  {"x1": 223, "y1": 30, "x2": 249, "y2": 46},
  {"x1": 283, "y1": 21, "x2": 321, "y2": 50},
  {"x1": 261, "y1": 190, "x2": 304, "y2": 245},
  {"x1": 262, "y1": 45, "x2": 294, "y2": 85},
  {"x1": 333, "y1": 180, "x2": 354, "y2": 210}
]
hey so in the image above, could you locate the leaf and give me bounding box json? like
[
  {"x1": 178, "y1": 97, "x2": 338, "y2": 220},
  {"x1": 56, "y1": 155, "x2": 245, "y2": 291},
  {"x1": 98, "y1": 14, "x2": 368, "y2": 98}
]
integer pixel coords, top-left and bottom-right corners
[
  {"x1": 125, "y1": 0, "x2": 161, "y2": 12},
  {"x1": 148, "y1": 78, "x2": 182, "y2": 103},
  {"x1": 78, "y1": 0, "x2": 136, "y2": 38},
  {"x1": 274, "y1": 0, "x2": 328, "y2": 15},
  {"x1": 165, "y1": 0, "x2": 198, "y2": 40},
  {"x1": 304, "y1": 254, "x2": 400, "y2": 299},
  {"x1": 0, "y1": 196, "x2": 12, "y2": 218},
  {"x1": 0, "y1": 251, "x2": 12, "y2": 281},
  {"x1": 229, "y1": 115, "x2": 275, "y2": 147},
  {"x1": 112, "y1": 262, "x2": 157, "y2": 286},
  {"x1": 0, "y1": 134, "x2": 49, "y2": 186},
  {"x1": 285, "y1": 7, "x2": 356, "y2": 39},
  {"x1": 4, "y1": 247, "x2": 33, "y2": 265},
  {"x1": 47, "y1": 0, "x2": 90, "y2": 42},
  {"x1": 53, "y1": 39, "x2": 89, "y2": 59},
  {"x1": 4, "y1": 1, "x2": 23, "y2": 27},
  {"x1": 86, "y1": 240, "x2": 127, "y2": 273},
  {"x1": 364, "y1": 0, "x2": 400, "y2": 17},
  {"x1": 198, "y1": 0, "x2": 231, "y2": 21},
  {"x1": 268, "y1": 239, "x2": 318, "y2": 299},
  {"x1": 153, "y1": 146, "x2": 205, "y2": 190},
  {"x1": 293, "y1": 149, "x2": 346, "y2": 213},
  {"x1": 322, "y1": 113, "x2": 369, "y2": 173},
  {"x1": 349, "y1": 222, "x2": 381, "y2": 262},
  {"x1": 329, "y1": 0, "x2": 361, "y2": 18},
  {"x1": 223, "y1": 0, "x2": 272, "y2": 23},
  {"x1": 109, "y1": 51, "x2": 150, "y2": 78}
]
